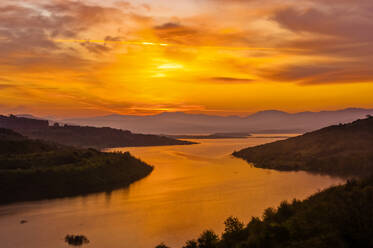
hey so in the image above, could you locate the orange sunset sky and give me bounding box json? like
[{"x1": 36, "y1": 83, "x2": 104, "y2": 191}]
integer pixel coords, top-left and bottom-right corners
[{"x1": 1, "y1": 0, "x2": 373, "y2": 117}]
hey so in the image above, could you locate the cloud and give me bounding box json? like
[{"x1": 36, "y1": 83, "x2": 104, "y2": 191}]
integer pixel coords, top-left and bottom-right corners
[
  {"x1": 257, "y1": 0, "x2": 373, "y2": 84},
  {"x1": 155, "y1": 22, "x2": 183, "y2": 30},
  {"x1": 272, "y1": 5, "x2": 373, "y2": 42},
  {"x1": 261, "y1": 64, "x2": 373, "y2": 85},
  {"x1": 153, "y1": 22, "x2": 199, "y2": 45},
  {"x1": 0, "y1": 0, "x2": 135, "y2": 75},
  {"x1": 104, "y1": 36, "x2": 122, "y2": 42},
  {"x1": 0, "y1": 84, "x2": 14, "y2": 89},
  {"x1": 0, "y1": 1, "x2": 128, "y2": 54},
  {"x1": 208, "y1": 77, "x2": 255, "y2": 84},
  {"x1": 80, "y1": 42, "x2": 111, "y2": 54}
]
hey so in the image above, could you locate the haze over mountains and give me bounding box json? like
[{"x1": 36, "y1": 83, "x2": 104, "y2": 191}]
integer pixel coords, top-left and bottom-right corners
[{"x1": 62, "y1": 108, "x2": 373, "y2": 134}]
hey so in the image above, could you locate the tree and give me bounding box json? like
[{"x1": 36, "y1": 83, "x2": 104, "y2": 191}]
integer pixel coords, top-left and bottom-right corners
[
  {"x1": 221, "y1": 216, "x2": 246, "y2": 246},
  {"x1": 197, "y1": 230, "x2": 219, "y2": 248},
  {"x1": 155, "y1": 243, "x2": 170, "y2": 248},
  {"x1": 182, "y1": 240, "x2": 198, "y2": 248},
  {"x1": 224, "y1": 216, "x2": 244, "y2": 234}
]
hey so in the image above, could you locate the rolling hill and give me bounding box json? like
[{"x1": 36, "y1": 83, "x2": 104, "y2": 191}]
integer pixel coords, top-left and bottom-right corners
[{"x1": 233, "y1": 116, "x2": 373, "y2": 177}]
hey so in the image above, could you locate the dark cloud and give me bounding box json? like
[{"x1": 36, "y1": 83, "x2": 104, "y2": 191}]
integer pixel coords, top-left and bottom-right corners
[
  {"x1": 104, "y1": 36, "x2": 122, "y2": 42},
  {"x1": 153, "y1": 21, "x2": 256, "y2": 47},
  {"x1": 154, "y1": 22, "x2": 183, "y2": 30},
  {"x1": 153, "y1": 22, "x2": 199, "y2": 45},
  {"x1": 80, "y1": 42, "x2": 111, "y2": 54},
  {"x1": 0, "y1": 84, "x2": 14, "y2": 89},
  {"x1": 262, "y1": 0, "x2": 373, "y2": 84},
  {"x1": 273, "y1": 6, "x2": 373, "y2": 42},
  {"x1": 261, "y1": 63, "x2": 373, "y2": 85},
  {"x1": 0, "y1": 0, "x2": 127, "y2": 73}
]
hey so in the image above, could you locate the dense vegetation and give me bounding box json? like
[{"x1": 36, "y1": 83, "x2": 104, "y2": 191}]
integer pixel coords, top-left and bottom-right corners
[
  {"x1": 233, "y1": 116, "x2": 373, "y2": 177},
  {"x1": 0, "y1": 115, "x2": 195, "y2": 149},
  {"x1": 0, "y1": 128, "x2": 153, "y2": 204},
  {"x1": 157, "y1": 177, "x2": 373, "y2": 248}
]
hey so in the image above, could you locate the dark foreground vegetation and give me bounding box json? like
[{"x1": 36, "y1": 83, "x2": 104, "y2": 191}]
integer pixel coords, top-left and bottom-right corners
[
  {"x1": 0, "y1": 128, "x2": 153, "y2": 204},
  {"x1": 0, "y1": 115, "x2": 195, "y2": 149},
  {"x1": 233, "y1": 116, "x2": 373, "y2": 177},
  {"x1": 158, "y1": 177, "x2": 373, "y2": 248}
]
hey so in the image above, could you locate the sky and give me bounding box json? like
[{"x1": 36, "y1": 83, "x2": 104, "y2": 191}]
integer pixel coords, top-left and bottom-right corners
[{"x1": 1, "y1": 0, "x2": 373, "y2": 117}]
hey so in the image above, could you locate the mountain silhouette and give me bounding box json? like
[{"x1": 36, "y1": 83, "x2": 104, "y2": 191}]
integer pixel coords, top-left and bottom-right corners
[{"x1": 62, "y1": 108, "x2": 373, "y2": 134}]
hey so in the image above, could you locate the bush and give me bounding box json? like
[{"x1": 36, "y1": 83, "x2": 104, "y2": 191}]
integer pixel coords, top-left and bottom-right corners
[{"x1": 65, "y1": 235, "x2": 89, "y2": 246}]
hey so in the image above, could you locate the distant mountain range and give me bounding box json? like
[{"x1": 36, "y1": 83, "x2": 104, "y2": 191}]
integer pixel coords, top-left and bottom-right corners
[{"x1": 62, "y1": 108, "x2": 373, "y2": 134}]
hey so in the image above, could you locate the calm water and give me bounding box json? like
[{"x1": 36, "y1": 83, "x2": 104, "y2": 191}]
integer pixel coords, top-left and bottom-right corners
[{"x1": 0, "y1": 136, "x2": 343, "y2": 248}]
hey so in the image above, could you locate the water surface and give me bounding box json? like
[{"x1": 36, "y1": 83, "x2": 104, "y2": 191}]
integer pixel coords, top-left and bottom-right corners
[{"x1": 0, "y1": 136, "x2": 343, "y2": 248}]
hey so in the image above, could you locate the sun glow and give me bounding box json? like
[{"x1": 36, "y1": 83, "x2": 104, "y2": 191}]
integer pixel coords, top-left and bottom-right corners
[
  {"x1": 157, "y1": 63, "x2": 184, "y2": 70},
  {"x1": 2, "y1": 0, "x2": 373, "y2": 117}
]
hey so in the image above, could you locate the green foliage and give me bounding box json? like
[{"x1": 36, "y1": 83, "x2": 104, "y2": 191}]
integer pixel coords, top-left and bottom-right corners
[
  {"x1": 233, "y1": 117, "x2": 373, "y2": 177},
  {"x1": 0, "y1": 129, "x2": 153, "y2": 204},
  {"x1": 156, "y1": 178, "x2": 373, "y2": 248}
]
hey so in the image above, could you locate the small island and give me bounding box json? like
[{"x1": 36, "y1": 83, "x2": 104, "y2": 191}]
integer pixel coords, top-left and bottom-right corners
[{"x1": 0, "y1": 128, "x2": 154, "y2": 204}]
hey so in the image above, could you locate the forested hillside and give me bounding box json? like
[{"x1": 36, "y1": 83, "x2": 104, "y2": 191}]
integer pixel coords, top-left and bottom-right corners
[
  {"x1": 0, "y1": 128, "x2": 153, "y2": 204},
  {"x1": 233, "y1": 116, "x2": 373, "y2": 177}
]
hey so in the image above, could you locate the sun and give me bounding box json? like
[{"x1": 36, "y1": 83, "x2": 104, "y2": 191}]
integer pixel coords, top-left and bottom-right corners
[{"x1": 157, "y1": 63, "x2": 184, "y2": 70}]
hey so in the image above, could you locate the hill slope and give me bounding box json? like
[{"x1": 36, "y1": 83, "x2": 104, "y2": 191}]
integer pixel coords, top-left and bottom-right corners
[
  {"x1": 233, "y1": 116, "x2": 373, "y2": 177},
  {"x1": 0, "y1": 115, "x2": 194, "y2": 149},
  {"x1": 0, "y1": 128, "x2": 153, "y2": 204}
]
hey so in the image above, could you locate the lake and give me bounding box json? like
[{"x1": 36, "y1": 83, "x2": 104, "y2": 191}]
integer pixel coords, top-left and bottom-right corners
[{"x1": 0, "y1": 136, "x2": 343, "y2": 248}]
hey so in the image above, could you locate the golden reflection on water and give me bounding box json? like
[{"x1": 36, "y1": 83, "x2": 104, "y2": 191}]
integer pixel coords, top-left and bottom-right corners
[{"x1": 0, "y1": 137, "x2": 344, "y2": 248}]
